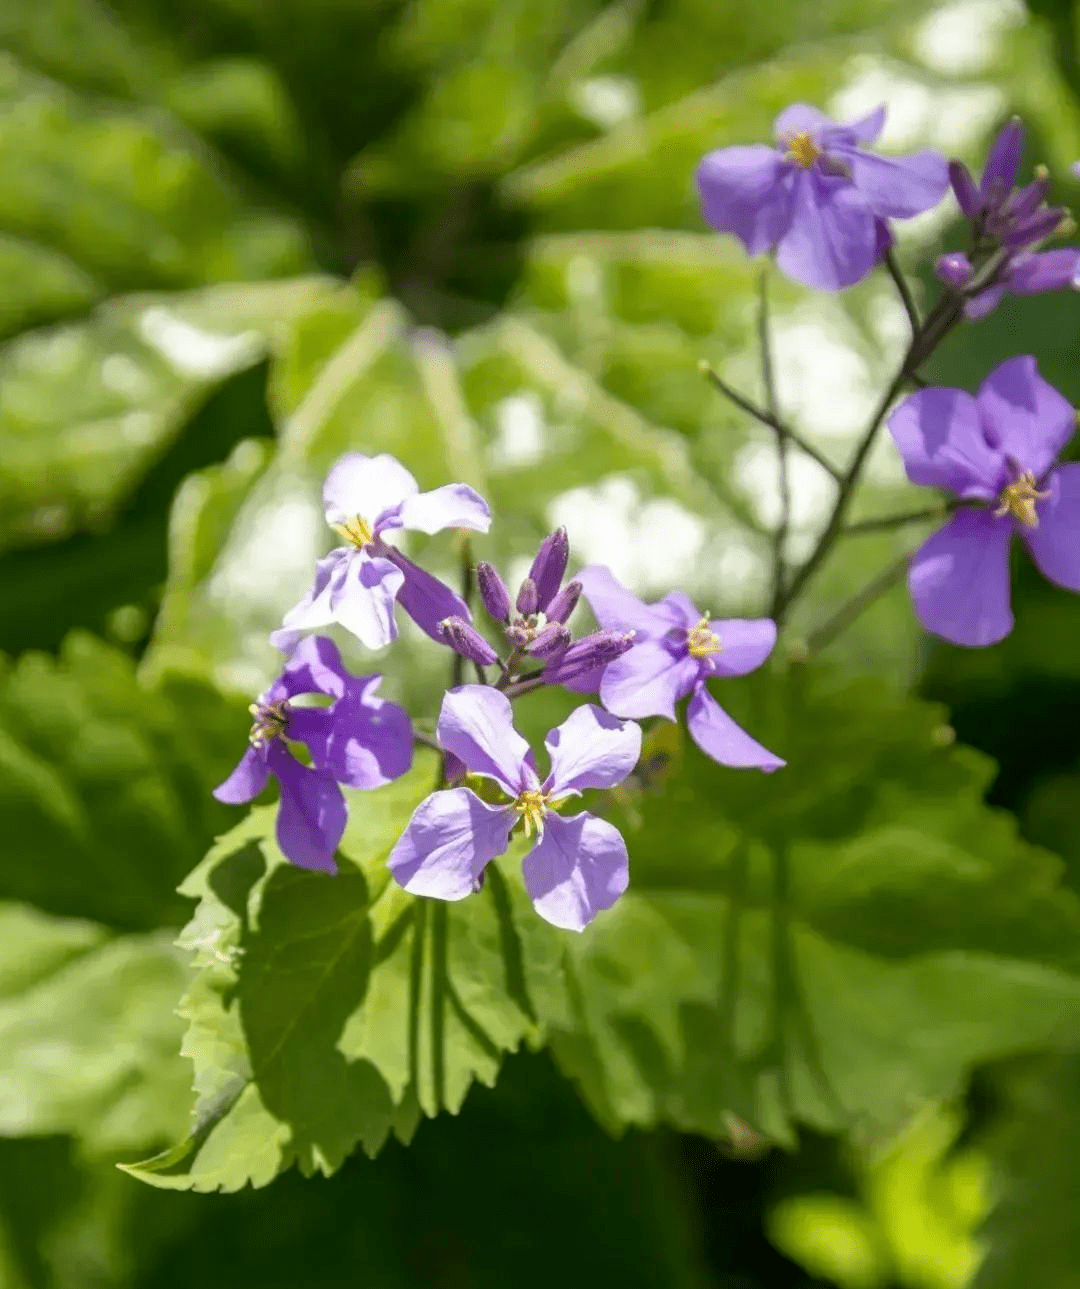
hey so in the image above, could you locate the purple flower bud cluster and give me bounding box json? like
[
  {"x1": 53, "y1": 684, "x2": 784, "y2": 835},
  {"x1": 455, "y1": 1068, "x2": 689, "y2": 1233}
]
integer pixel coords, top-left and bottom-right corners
[
  {"x1": 213, "y1": 452, "x2": 783, "y2": 929},
  {"x1": 936, "y1": 119, "x2": 1080, "y2": 317}
]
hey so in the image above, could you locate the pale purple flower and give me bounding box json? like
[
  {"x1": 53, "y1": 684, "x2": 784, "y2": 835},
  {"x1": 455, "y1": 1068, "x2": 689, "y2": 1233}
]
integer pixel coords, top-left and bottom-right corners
[
  {"x1": 575, "y1": 567, "x2": 784, "y2": 772},
  {"x1": 696, "y1": 102, "x2": 948, "y2": 290},
  {"x1": 938, "y1": 119, "x2": 1080, "y2": 316},
  {"x1": 274, "y1": 453, "x2": 490, "y2": 652},
  {"x1": 214, "y1": 635, "x2": 413, "y2": 871},
  {"x1": 887, "y1": 355, "x2": 1080, "y2": 647},
  {"x1": 388, "y1": 687, "x2": 641, "y2": 931}
]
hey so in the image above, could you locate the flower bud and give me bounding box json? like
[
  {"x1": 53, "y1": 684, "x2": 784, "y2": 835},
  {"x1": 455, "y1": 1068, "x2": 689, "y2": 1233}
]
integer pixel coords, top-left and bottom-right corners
[
  {"x1": 505, "y1": 622, "x2": 532, "y2": 648},
  {"x1": 516, "y1": 576, "x2": 539, "y2": 616},
  {"x1": 528, "y1": 527, "x2": 569, "y2": 610},
  {"x1": 545, "y1": 579, "x2": 581, "y2": 625},
  {"x1": 476, "y1": 561, "x2": 511, "y2": 622},
  {"x1": 526, "y1": 623, "x2": 571, "y2": 660},
  {"x1": 438, "y1": 616, "x2": 499, "y2": 667},
  {"x1": 949, "y1": 160, "x2": 983, "y2": 219},
  {"x1": 1003, "y1": 206, "x2": 1066, "y2": 248},
  {"x1": 934, "y1": 252, "x2": 972, "y2": 288},
  {"x1": 543, "y1": 630, "x2": 635, "y2": 684}
]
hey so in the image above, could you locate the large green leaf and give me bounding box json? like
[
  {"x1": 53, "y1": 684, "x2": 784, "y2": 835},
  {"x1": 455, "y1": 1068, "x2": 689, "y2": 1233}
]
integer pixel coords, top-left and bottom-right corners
[
  {"x1": 0, "y1": 631, "x2": 245, "y2": 929},
  {"x1": 130, "y1": 666, "x2": 1080, "y2": 1190}
]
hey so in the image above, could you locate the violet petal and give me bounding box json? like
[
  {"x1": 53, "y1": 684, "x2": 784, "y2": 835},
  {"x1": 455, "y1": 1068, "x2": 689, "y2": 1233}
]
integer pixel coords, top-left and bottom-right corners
[
  {"x1": 709, "y1": 618, "x2": 778, "y2": 678},
  {"x1": 978, "y1": 355, "x2": 1076, "y2": 480},
  {"x1": 544, "y1": 703, "x2": 642, "y2": 797},
  {"x1": 522, "y1": 812, "x2": 629, "y2": 932},
  {"x1": 908, "y1": 510, "x2": 1015, "y2": 647},
  {"x1": 270, "y1": 745, "x2": 345, "y2": 872},
  {"x1": 775, "y1": 169, "x2": 879, "y2": 291},
  {"x1": 696, "y1": 145, "x2": 796, "y2": 255},
  {"x1": 600, "y1": 641, "x2": 700, "y2": 721},
  {"x1": 1024, "y1": 463, "x2": 1080, "y2": 592},
  {"x1": 886, "y1": 386, "x2": 1003, "y2": 499},
  {"x1": 686, "y1": 685, "x2": 785, "y2": 771},
  {"x1": 396, "y1": 483, "x2": 491, "y2": 536},
  {"x1": 213, "y1": 746, "x2": 271, "y2": 804},
  {"x1": 323, "y1": 453, "x2": 417, "y2": 528},
  {"x1": 436, "y1": 685, "x2": 531, "y2": 796},
  {"x1": 388, "y1": 788, "x2": 514, "y2": 900}
]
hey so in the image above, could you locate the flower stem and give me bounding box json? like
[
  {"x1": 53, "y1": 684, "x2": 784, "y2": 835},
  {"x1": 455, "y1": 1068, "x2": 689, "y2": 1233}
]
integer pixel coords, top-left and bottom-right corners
[
  {"x1": 883, "y1": 249, "x2": 920, "y2": 336},
  {"x1": 843, "y1": 505, "x2": 949, "y2": 535},
  {"x1": 805, "y1": 549, "x2": 916, "y2": 654},
  {"x1": 758, "y1": 269, "x2": 790, "y2": 617},
  {"x1": 699, "y1": 362, "x2": 841, "y2": 482}
]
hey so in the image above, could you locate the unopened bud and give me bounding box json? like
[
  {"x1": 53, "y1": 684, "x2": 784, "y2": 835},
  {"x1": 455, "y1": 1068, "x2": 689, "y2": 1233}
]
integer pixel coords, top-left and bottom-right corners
[
  {"x1": 543, "y1": 630, "x2": 635, "y2": 684},
  {"x1": 545, "y1": 579, "x2": 582, "y2": 625},
  {"x1": 476, "y1": 561, "x2": 511, "y2": 622},
  {"x1": 949, "y1": 160, "x2": 983, "y2": 219},
  {"x1": 516, "y1": 576, "x2": 539, "y2": 616},
  {"x1": 438, "y1": 616, "x2": 499, "y2": 667},
  {"x1": 934, "y1": 251, "x2": 973, "y2": 288},
  {"x1": 505, "y1": 622, "x2": 532, "y2": 648},
  {"x1": 527, "y1": 623, "x2": 571, "y2": 660},
  {"x1": 528, "y1": 527, "x2": 569, "y2": 610}
]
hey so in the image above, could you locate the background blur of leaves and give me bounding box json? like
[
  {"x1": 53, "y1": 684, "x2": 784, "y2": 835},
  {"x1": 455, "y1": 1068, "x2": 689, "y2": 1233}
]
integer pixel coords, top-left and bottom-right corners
[{"x1": 4, "y1": 0, "x2": 1080, "y2": 1285}]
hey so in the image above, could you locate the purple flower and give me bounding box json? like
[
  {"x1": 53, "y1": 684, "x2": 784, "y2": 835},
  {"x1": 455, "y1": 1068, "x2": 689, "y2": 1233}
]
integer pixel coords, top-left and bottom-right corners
[
  {"x1": 696, "y1": 102, "x2": 948, "y2": 290},
  {"x1": 575, "y1": 567, "x2": 784, "y2": 772},
  {"x1": 887, "y1": 355, "x2": 1080, "y2": 647},
  {"x1": 274, "y1": 453, "x2": 490, "y2": 652},
  {"x1": 938, "y1": 119, "x2": 1080, "y2": 316},
  {"x1": 388, "y1": 687, "x2": 641, "y2": 931},
  {"x1": 214, "y1": 635, "x2": 413, "y2": 871}
]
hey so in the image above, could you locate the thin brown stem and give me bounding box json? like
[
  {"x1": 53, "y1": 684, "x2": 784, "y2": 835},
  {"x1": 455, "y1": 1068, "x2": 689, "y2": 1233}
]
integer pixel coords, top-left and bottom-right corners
[
  {"x1": 699, "y1": 362, "x2": 841, "y2": 482},
  {"x1": 884, "y1": 249, "x2": 920, "y2": 336},
  {"x1": 843, "y1": 505, "x2": 948, "y2": 535}
]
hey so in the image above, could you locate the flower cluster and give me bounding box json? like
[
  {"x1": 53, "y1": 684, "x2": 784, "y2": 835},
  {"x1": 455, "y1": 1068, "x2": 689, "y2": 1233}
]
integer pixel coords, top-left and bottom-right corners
[
  {"x1": 695, "y1": 107, "x2": 1080, "y2": 650},
  {"x1": 214, "y1": 453, "x2": 781, "y2": 930}
]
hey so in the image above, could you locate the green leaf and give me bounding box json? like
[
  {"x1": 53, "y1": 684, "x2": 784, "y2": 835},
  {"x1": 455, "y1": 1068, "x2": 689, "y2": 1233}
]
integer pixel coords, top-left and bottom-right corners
[
  {"x1": 0, "y1": 902, "x2": 191, "y2": 1154},
  {"x1": 973, "y1": 1054, "x2": 1080, "y2": 1289},
  {"x1": 127, "y1": 753, "x2": 561, "y2": 1192},
  {"x1": 0, "y1": 631, "x2": 245, "y2": 929}
]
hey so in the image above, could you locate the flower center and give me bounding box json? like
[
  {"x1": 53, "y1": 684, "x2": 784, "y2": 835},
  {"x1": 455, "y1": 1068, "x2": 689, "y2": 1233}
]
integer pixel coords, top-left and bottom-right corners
[
  {"x1": 993, "y1": 471, "x2": 1050, "y2": 527},
  {"x1": 513, "y1": 789, "x2": 548, "y2": 838},
  {"x1": 334, "y1": 516, "x2": 375, "y2": 548},
  {"x1": 248, "y1": 698, "x2": 290, "y2": 747},
  {"x1": 687, "y1": 617, "x2": 723, "y2": 659},
  {"x1": 785, "y1": 131, "x2": 820, "y2": 168}
]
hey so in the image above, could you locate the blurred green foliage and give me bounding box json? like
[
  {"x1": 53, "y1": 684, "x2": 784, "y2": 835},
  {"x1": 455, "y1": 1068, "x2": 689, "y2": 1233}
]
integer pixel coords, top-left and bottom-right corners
[{"x1": 4, "y1": 0, "x2": 1080, "y2": 1285}]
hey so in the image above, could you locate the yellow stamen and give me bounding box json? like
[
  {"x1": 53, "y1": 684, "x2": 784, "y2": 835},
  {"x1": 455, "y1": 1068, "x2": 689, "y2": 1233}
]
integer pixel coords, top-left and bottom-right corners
[
  {"x1": 785, "y1": 131, "x2": 820, "y2": 168},
  {"x1": 514, "y1": 789, "x2": 547, "y2": 839},
  {"x1": 248, "y1": 699, "x2": 290, "y2": 747},
  {"x1": 993, "y1": 470, "x2": 1050, "y2": 527},
  {"x1": 688, "y1": 617, "x2": 723, "y2": 659},
  {"x1": 333, "y1": 516, "x2": 375, "y2": 548}
]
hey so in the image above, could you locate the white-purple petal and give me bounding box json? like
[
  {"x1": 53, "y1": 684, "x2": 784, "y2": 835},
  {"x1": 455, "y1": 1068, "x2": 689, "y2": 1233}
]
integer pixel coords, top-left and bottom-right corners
[
  {"x1": 1024, "y1": 462, "x2": 1080, "y2": 592},
  {"x1": 330, "y1": 551, "x2": 404, "y2": 650},
  {"x1": 908, "y1": 509, "x2": 1015, "y2": 647},
  {"x1": 543, "y1": 704, "x2": 641, "y2": 798},
  {"x1": 322, "y1": 453, "x2": 418, "y2": 528},
  {"x1": 977, "y1": 355, "x2": 1076, "y2": 480},
  {"x1": 575, "y1": 564, "x2": 683, "y2": 638},
  {"x1": 686, "y1": 685, "x2": 784, "y2": 771},
  {"x1": 522, "y1": 812, "x2": 629, "y2": 932},
  {"x1": 773, "y1": 103, "x2": 836, "y2": 142},
  {"x1": 270, "y1": 745, "x2": 345, "y2": 873},
  {"x1": 387, "y1": 788, "x2": 514, "y2": 900},
  {"x1": 776, "y1": 170, "x2": 879, "y2": 291},
  {"x1": 278, "y1": 549, "x2": 351, "y2": 638},
  {"x1": 600, "y1": 641, "x2": 700, "y2": 722},
  {"x1": 709, "y1": 618, "x2": 777, "y2": 677},
  {"x1": 436, "y1": 685, "x2": 531, "y2": 796},
  {"x1": 696, "y1": 144, "x2": 796, "y2": 255},
  {"x1": 213, "y1": 746, "x2": 271, "y2": 804},
  {"x1": 395, "y1": 483, "x2": 491, "y2": 536},
  {"x1": 886, "y1": 386, "x2": 1003, "y2": 498}
]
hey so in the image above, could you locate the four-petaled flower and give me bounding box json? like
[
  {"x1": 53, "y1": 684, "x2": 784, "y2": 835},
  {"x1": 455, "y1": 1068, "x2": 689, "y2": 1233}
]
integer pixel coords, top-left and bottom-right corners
[
  {"x1": 887, "y1": 355, "x2": 1080, "y2": 646},
  {"x1": 274, "y1": 453, "x2": 490, "y2": 653},
  {"x1": 575, "y1": 567, "x2": 785, "y2": 771},
  {"x1": 696, "y1": 102, "x2": 948, "y2": 290},
  {"x1": 214, "y1": 635, "x2": 413, "y2": 871},
  {"x1": 938, "y1": 118, "x2": 1080, "y2": 317},
  {"x1": 388, "y1": 687, "x2": 641, "y2": 931}
]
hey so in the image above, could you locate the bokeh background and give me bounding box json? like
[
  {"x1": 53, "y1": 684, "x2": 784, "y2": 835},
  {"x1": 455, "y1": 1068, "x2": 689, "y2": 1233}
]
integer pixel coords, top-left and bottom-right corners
[{"x1": 4, "y1": 0, "x2": 1080, "y2": 1285}]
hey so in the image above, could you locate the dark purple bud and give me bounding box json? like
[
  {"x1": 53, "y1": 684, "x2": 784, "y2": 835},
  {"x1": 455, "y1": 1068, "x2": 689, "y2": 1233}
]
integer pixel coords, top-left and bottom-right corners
[
  {"x1": 438, "y1": 616, "x2": 499, "y2": 667},
  {"x1": 516, "y1": 576, "x2": 538, "y2": 616},
  {"x1": 949, "y1": 160, "x2": 983, "y2": 219},
  {"x1": 934, "y1": 252, "x2": 973, "y2": 287},
  {"x1": 980, "y1": 117, "x2": 1024, "y2": 202},
  {"x1": 505, "y1": 622, "x2": 532, "y2": 648},
  {"x1": 542, "y1": 630, "x2": 635, "y2": 684},
  {"x1": 545, "y1": 579, "x2": 582, "y2": 625},
  {"x1": 1003, "y1": 206, "x2": 1065, "y2": 248},
  {"x1": 527, "y1": 623, "x2": 571, "y2": 660},
  {"x1": 476, "y1": 561, "x2": 511, "y2": 622},
  {"x1": 528, "y1": 527, "x2": 570, "y2": 610}
]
